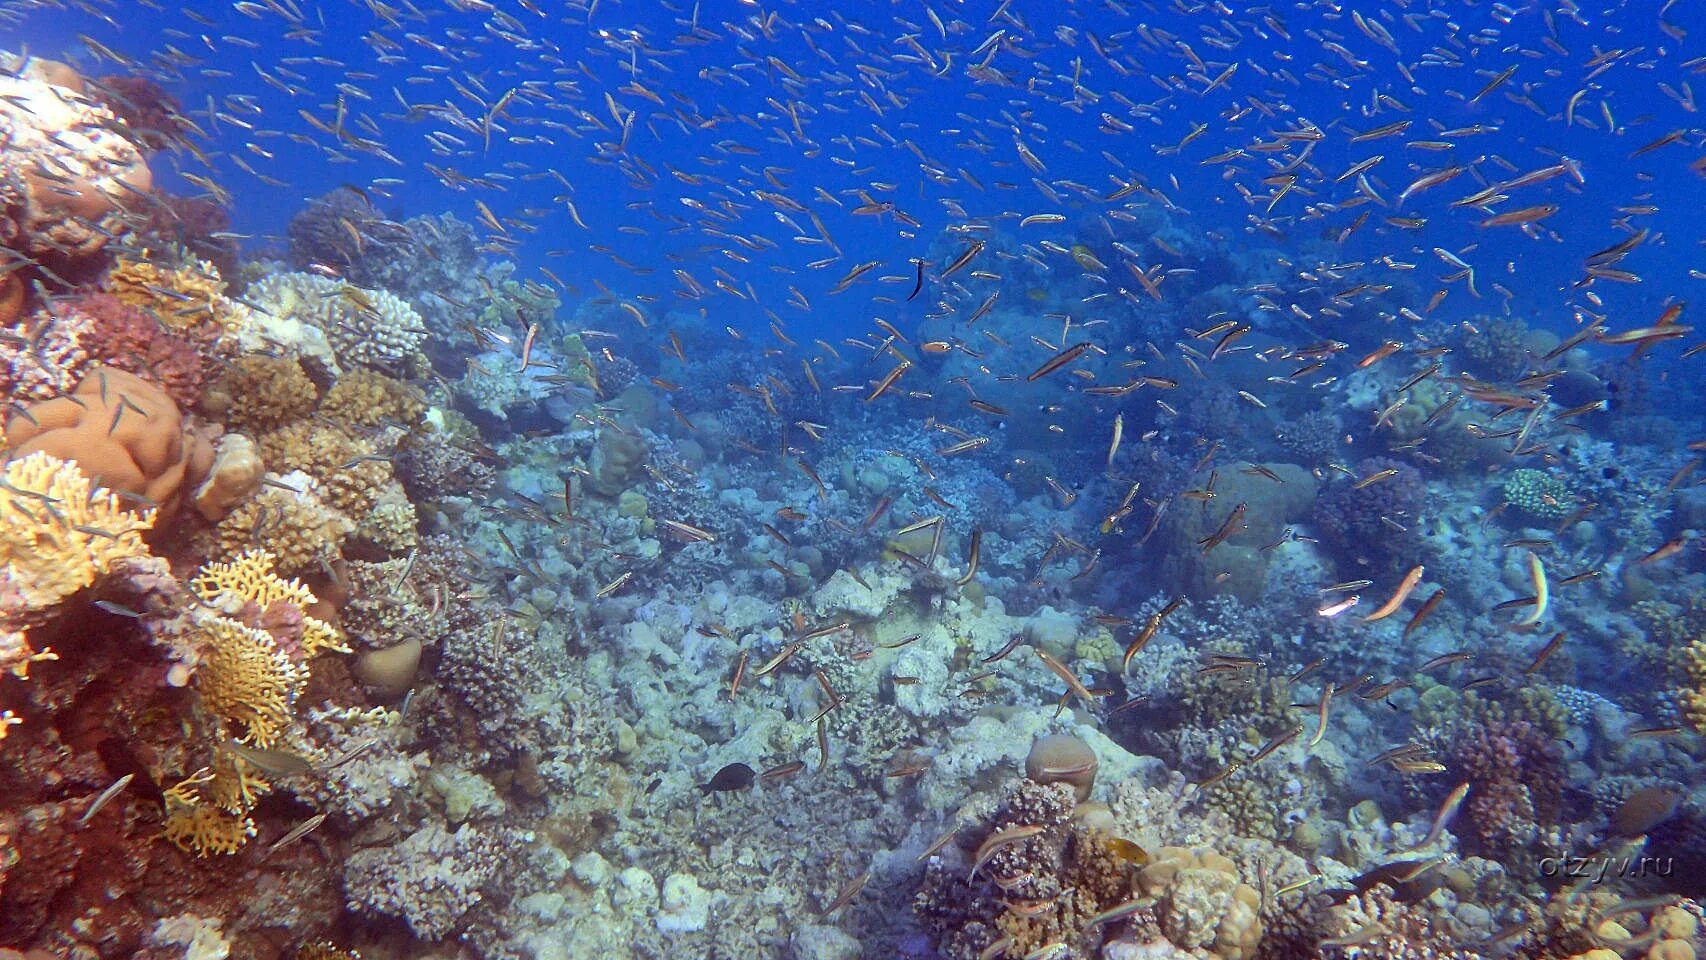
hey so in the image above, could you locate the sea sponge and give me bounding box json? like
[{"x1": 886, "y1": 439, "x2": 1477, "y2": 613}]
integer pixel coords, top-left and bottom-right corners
[
  {"x1": 1026, "y1": 734, "x2": 1098, "y2": 802},
  {"x1": 4, "y1": 367, "x2": 213, "y2": 519},
  {"x1": 0, "y1": 57, "x2": 153, "y2": 263},
  {"x1": 202, "y1": 355, "x2": 320, "y2": 433}
]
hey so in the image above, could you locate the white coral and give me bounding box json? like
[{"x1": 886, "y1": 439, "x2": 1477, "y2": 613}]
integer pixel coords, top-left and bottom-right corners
[{"x1": 243, "y1": 272, "x2": 427, "y2": 374}]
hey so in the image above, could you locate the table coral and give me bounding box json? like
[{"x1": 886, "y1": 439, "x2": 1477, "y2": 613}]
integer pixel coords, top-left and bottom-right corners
[{"x1": 4, "y1": 367, "x2": 214, "y2": 520}]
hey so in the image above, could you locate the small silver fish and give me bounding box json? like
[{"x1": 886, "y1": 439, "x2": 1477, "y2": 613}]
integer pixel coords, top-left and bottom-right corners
[
  {"x1": 265, "y1": 812, "x2": 327, "y2": 858},
  {"x1": 78, "y1": 773, "x2": 134, "y2": 826}
]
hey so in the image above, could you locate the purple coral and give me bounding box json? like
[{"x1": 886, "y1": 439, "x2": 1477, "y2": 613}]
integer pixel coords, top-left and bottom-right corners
[
  {"x1": 1310, "y1": 456, "x2": 1425, "y2": 573},
  {"x1": 1428, "y1": 717, "x2": 1562, "y2": 858}
]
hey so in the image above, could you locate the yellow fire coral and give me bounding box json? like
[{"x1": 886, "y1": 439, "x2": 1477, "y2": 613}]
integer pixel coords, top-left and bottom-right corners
[
  {"x1": 164, "y1": 550, "x2": 348, "y2": 854},
  {"x1": 194, "y1": 616, "x2": 307, "y2": 749},
  {"x1": 191, "y1": 549, "x2": 347, "y2": 658},
  {"x1": 0, "y1": 452, "x2": 154, "y2": 683},
  {"x1": 189, "y1": 550, "x2": 346, "y2": 747},
  {"x1": 0, "y1": 451, "x2": 156, "y2": 610},
  {"x1": 161, "y1": 770, "x2": 257, "y2": 857}
]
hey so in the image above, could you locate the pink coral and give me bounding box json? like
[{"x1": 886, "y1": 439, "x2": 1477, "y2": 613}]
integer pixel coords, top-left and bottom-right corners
[
  {"x1": 87, "y1": 75, "x2": 187, "y2": 149},
  {"x1": 69, "y1": 293, "x2": 213, "y2": 408},
  {"x1": 1431, "y1": 717, "x2": 1562, "y2": 857}
]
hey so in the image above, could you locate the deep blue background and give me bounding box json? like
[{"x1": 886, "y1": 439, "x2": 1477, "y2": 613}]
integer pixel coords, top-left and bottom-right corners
[{"x1": 9, "y1": 0, "x2": 1701, "y2": 350}]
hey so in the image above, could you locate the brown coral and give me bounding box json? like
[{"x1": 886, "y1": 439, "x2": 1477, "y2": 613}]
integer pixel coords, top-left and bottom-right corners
[
  {"x1": 320, "y1": 368, "x2": 425, "y2": 429},
  {"x1": 4, "y1": 368, "x2": 212, "y2": 522},
  {"x1": 210, "y1": 484, "x2": 352, "y2": 577},
  {"x1": 1135, "y1": 847, "x2": 1263, "y2": 960},
  {"x1": 258, "y1": 421, "x2": 391, "y2": 516},
  {"x1": 201, "y1": 354, "x2": 320, "y2": 433}
]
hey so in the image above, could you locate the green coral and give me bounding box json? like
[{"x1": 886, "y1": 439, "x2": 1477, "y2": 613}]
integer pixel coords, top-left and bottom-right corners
[
  {"x1": 478, "y1": 268, "x2": 559, "y2": 330},
  {"x1": 1501, "y1": 468, "x2": 1571, "y2": 522}
]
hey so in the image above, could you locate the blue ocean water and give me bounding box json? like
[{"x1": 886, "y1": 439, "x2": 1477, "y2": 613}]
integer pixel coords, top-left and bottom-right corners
[{"x1": 0, "y1": 1, "x2": 1704, "y2": 959}]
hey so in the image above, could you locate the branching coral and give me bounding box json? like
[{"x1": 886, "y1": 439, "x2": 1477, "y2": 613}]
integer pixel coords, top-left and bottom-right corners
[
  {"x1": 1310, "y1": 456, "x2": 1425, "y2": 573},
  {"x1": 71, "y1": 292, "x2": 216, "y2": 408},
  {"x1": 244, "y1": 271, "x2": 427, "y2": 374},
  {"x1": 319, "y1": 369, "x2": 425, "y2": 429},
  {"x1": 210, "y1": 480, "x2": 353, "y2": 576},
  {"x1": 1424, "y1": 715, "x2": 1562, "y2": 858},
  {"x1": 914, "y1": 779, "x2": 1152, "y2": 960},
  {"x1": 1321, "y1": 884, "x2": 1472, "y2": 959},
  {"x1": 201, "y1": 354, "x2": 320, "y2": 433}
]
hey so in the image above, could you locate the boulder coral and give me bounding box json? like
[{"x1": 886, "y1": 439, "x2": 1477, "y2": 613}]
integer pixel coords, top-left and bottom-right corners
[{"x1": 4, "y1": 367, "x2": 214, "y2": 521}]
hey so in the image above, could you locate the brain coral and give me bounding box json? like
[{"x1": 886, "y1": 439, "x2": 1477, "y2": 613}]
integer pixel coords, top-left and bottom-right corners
[{"x1": 4, "y1": 367, "x2": 213, "y2": 520}]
